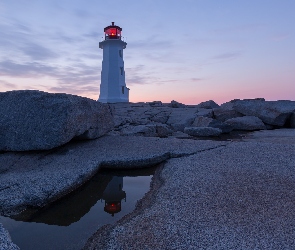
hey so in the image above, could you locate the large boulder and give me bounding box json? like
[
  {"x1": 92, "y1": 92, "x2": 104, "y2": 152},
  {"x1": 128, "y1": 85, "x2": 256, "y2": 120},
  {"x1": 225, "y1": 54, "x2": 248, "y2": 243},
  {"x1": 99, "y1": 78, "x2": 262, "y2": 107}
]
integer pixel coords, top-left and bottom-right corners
[
  {"x1": 0, "y1": 90, "x2": 114, "y2": 151},
  {"x1": 230, "y1": 99, "x2": 295, "y2": 127},
  {"x1": 192, "y1": 116, "x2": 233, "y2": 133},
  {"x1": 166, "y1": 108, "x2": 197, "y2": 131},
  {"x1": 195, "y1": 108, "x2": 214, "y2": 118},
  {"x1": 168, "y1": 100, "x2": 186, "y2": 108},
  {"x1": 150, "y1": 111, "x2": 171, "y2": 123},
  {"x1": 196, "y1": 100, "x2": 219, "y2": 109},
  {"x1": 213, "y1": 102, "x2": 243, "y2": 122},
  {"x1": 154, "y1": 124, "x2": 173, "y2": 137},
  {"x1": 148, "y1": 101, "x2": 163, "y2": 107},
  {"x1": 0, "y1": 223, "x2": 19, "y2": 249},
  {"x1": 184, "y1": 127, "x2": 222, "y2": 137},
  {"x1": 225, "y1": 116, "x2": 266, "y2": 131}
]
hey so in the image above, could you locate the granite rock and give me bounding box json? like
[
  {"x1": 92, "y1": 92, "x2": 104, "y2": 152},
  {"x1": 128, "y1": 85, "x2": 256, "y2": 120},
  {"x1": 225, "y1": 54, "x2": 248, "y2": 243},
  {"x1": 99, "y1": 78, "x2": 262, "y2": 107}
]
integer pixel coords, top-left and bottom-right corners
[
  {"x1": 148, "y1": 101, "x2": 163, "y2": 107},
  {"x1": 85, "y1": 134, "x2": 295, "y2": 249},
  {"x1": 0, "y1": 90, "x2": 114, "y2": 151},
  {"x1": 120, "y1": 125, "x2": 157, "y2": 137},
  {"x1": 225, "y1": 116, "x2": 266, "y2": 131},
  {"x1": 197, "y1": 100, "x2": 219, "y2": 109},
  {"x1": 195, "y1": 108, "x2": 214, "y2": 118},
  {"x1": 192, "y1": 116, "x2": 233, "y2": 133},
  {"x1": 184, "y1": 127, "x2": 222, "y2": 137},
  {"x1": 213, "y1": 102, "x2": 243, "y2": 122},
  {"x1": 231, "y1": 99, "x2": 295, "y2": 126},
  {"x1": 168, "y1": 100, "x2": 186, "y2": 108},
  {"x1": 166, "y1": 109, "x2": 196, "y2": 132},
  {"x1": 0, "y1": 223, "x2": 19, "y2": 250},
  {"x1": 0, "y1": 136, "x2": 228, "y2": 216}
]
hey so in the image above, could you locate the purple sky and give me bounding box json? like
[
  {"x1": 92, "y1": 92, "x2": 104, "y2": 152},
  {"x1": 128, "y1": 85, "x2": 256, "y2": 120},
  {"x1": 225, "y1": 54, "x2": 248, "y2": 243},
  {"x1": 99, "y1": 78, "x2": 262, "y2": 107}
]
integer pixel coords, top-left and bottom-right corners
[{"x1": 0, "y1": 0, "x2": 294, "y2": 104}]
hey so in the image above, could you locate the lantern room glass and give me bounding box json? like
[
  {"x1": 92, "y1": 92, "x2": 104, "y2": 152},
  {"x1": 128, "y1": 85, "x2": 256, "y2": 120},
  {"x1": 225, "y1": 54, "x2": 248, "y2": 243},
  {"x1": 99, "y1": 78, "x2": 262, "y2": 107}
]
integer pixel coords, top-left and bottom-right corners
[{"x1": 105, "y1": 28, "x2": 121, "y2": 39}]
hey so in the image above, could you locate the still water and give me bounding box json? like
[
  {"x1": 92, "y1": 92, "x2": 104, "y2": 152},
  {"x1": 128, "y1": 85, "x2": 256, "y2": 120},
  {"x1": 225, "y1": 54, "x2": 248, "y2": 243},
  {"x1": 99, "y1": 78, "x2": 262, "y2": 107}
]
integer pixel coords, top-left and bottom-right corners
[{"x1": 0, "y1": 166, "x2": 157, "y2": 250}]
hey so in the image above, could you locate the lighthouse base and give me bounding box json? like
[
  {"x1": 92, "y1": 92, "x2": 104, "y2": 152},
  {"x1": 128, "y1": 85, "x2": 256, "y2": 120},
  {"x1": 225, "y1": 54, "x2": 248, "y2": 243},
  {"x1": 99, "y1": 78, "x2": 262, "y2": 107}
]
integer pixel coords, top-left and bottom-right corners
[
  {"x1": 98, "y1": 97, "x2": 129, "y2": 103},
  {"x1": 98, "y1": 85, "x2": 129, "y2": 103}
]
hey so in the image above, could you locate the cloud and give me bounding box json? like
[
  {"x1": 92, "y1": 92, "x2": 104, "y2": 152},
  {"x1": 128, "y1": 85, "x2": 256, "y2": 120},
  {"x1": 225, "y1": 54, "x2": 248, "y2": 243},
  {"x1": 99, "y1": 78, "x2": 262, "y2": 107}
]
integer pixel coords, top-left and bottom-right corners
[
  {"x1": 0, "y1": 60, "x2": 58, "y2": 78},
  {"x1": 193, "y1": 51, "x2": 242, "y2": 68},
  {"x1": 21, "y1": 42, "x2": 58, "y2": 60},
  {"x1": 50, "y1": 31, "x2": 84, "y2": 44},
  {"x1": 0, "y1": 60, "x2": 100, "y2": 91},
  {"x1": 0, "y1": 79, "x2": 17, "y2": 88},
  {"x1": 77, "y1": 53, "x2": 102, "y2": 60},
  {"x1": 0, "y1": 20, "x2": 59, "y2": 61},
  {"x1": 130, "y1": 39, "x2": 173, "y2": 50},
  {"x1": 190, "y1": 78, "x2": 203, "y2": 82},
  {"x1": 83, "y1": 31, "x2": 104, "y2": 39},
  {"x1": 211, "y1": 52, "x2": 241, "y2": 60},
  {"x1": 213, "y1": 24, "x2": 265, "y2": 34},
  {"x1": 125, "y1": 64, "x2": 160, "y2": 85},
  {"x1": 126, "y1": 41, "x2": 176, "y2": 64},
  {"x1": 48, "y1": 84, "x2": 99, "y2": 97}
]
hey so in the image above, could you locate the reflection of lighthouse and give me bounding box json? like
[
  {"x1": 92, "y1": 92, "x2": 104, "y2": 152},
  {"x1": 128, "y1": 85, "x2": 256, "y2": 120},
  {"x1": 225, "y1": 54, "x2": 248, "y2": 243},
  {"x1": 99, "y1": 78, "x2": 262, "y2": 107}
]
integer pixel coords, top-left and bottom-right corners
[{"x1": 102, "y1": 176, "x2": 126, "y2": 216}]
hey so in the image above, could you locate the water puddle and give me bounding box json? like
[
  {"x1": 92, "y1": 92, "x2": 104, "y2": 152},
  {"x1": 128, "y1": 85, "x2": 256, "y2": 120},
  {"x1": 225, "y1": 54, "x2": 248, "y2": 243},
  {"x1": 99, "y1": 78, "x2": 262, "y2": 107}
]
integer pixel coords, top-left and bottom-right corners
[{"x1": 0, "y1": 165, "x2": 158, "y2": 250}]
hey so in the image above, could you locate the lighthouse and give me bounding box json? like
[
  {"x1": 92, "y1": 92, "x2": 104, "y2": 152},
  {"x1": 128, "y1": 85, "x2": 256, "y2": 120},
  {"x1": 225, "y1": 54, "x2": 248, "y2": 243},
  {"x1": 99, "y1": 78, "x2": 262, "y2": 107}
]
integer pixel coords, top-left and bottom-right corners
[{"x1": 98, "y1": 22, "x2": 129, "y2": 103}]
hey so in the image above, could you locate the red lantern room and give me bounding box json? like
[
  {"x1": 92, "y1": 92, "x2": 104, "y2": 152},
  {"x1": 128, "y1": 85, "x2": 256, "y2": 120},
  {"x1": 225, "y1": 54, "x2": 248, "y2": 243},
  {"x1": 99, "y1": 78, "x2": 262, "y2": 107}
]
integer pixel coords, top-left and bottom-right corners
[
  {"x1": 104, "y1": 22, "x2": 122, "y2": 40},
  {"x1": 104, "y1": 201, "x2": 122, "y2": 216}
]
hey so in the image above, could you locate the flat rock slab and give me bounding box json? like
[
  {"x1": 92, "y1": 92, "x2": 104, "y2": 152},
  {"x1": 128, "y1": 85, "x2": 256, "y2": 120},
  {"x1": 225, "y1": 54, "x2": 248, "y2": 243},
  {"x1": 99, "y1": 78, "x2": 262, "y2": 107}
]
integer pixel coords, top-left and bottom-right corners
[
  {"x1": 243, "y1": 128, "x2": 295, "y2": 144},
  {"x1": 0, "y1": 136, "x2": 227, "y2": 216},
  {"x1": 85, "y1": 130, "x2": 295, "y2": 249}
]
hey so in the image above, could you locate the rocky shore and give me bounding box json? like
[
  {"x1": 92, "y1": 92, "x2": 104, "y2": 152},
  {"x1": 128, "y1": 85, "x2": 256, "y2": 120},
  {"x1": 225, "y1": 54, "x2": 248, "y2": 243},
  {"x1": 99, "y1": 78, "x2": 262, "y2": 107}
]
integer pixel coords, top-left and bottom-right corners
[
  {"x1": 85, "y1": 129, "x2": 295, "y2": 249},
  {"x1": 1, "y1": 90, "x2": 295, "y2": 249}
]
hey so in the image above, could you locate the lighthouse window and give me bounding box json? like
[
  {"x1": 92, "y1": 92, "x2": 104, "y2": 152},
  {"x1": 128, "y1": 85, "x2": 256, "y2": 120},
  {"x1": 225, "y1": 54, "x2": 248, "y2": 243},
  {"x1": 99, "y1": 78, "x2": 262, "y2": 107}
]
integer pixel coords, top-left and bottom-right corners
[
  {"x1": 120, "y1": 67, "x2": 123, "y2": 75},
  {"x1": 119, "y1": 50, "x2": 122, "y2": 57},
  {"x1": 122, "y1": 86, "x2": 124, "y2": 94}
]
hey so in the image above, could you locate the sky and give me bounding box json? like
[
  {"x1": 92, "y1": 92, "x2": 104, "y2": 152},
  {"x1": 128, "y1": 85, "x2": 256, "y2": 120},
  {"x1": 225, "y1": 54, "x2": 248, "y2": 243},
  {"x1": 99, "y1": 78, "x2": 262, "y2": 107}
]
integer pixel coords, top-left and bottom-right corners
[{"x1": 0, "y1": 0, "x2": 294, "y2": 104}]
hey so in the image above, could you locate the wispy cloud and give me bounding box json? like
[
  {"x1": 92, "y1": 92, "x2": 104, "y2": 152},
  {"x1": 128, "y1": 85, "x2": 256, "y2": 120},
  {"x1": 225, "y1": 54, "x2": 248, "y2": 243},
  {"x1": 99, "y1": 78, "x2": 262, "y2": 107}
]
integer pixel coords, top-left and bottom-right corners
[
  {"x1": 0, "y1": 60, "x2": 58, "y2": 78},
  {"x1": 0, "y1": 20, "x2": 59, "y2": 61},
  {"x1": 190, "y1": 78, "x2": 203, "y2": 82},
  {"x1": 125, "y1": 64, "x2": 161, "y2": 85},
  {"x1": 0, "y1": 60, "x2": 100, "y2": 94},
  {"x1": 213, "y1": 23, "x2": 265, "y2": 34},
  {"x1": 21, "y1": 42, "x2": 58, "y2": 60},
  {"x1": 211, "y1": 52, "x2": 241, "y2": 61},
  {"x1": 130, "y1": 39, "x2": 173, "y2": 50},
  {"x1": 0, "y1": 79, "x2": 17, "y2": 89},
  {"x1": 83, "y1": 31, "x2": 104, "y2": 40}
]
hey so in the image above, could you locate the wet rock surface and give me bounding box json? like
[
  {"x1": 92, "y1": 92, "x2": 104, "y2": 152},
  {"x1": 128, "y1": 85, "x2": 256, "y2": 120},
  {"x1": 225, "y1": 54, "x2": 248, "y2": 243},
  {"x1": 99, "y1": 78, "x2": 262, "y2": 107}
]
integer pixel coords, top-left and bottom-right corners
[
  {"x1": 0, "y1": 136, "x2": 228, "y2": 217},
  {"x1": 0, "y1": 223, "x2": 19, "y2": 250}
]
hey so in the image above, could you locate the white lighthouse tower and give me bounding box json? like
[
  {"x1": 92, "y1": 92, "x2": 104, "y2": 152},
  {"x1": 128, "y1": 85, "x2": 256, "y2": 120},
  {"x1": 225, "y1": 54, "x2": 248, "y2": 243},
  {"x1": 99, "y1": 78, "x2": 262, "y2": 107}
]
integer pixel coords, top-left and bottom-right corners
[{"x1": 98, "y1": 22, "x2": 129, "y2": 103}]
